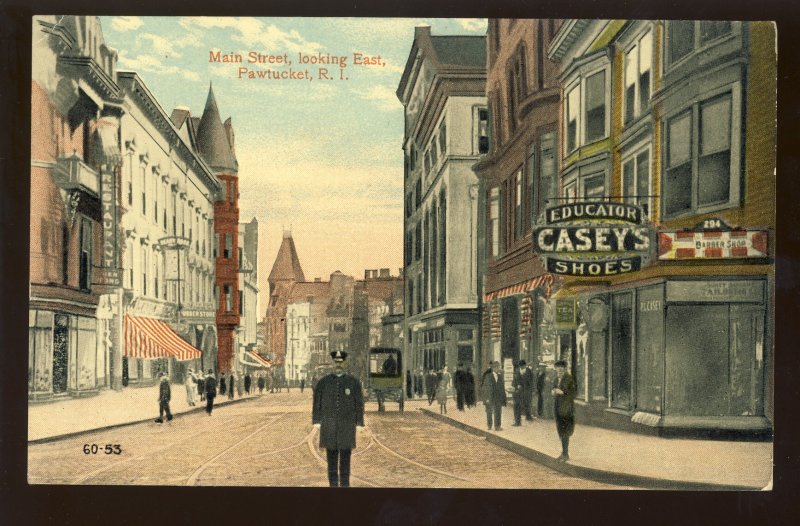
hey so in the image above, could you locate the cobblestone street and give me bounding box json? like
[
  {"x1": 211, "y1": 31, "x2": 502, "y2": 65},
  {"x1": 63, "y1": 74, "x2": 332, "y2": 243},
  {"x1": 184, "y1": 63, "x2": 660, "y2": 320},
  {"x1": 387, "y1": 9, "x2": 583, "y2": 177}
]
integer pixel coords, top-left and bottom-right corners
[{"x1": 28, "y1": 392, "x2": 625, "y2": 489}]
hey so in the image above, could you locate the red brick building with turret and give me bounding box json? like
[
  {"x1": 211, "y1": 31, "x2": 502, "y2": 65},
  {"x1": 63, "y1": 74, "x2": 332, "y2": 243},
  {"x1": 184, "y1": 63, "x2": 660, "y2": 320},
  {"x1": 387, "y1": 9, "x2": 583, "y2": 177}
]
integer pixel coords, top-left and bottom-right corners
[{"x1": 195, "y1": 84, "x2": 240, "y2": 373}]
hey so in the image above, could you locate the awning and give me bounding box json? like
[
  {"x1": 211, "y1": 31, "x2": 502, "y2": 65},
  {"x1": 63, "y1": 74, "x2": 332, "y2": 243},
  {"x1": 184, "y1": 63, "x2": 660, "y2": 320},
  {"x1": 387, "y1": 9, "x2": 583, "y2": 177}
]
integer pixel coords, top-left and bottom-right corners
[
  {"x1": 247, "y1": 351, "x2": 272, "y2": 368},
  {"x1": 483, "y1": 274, "x2": 554, "y2": 303},
  {"x1": 124, "y1": 314, "x2": 201, "y2": 361}
]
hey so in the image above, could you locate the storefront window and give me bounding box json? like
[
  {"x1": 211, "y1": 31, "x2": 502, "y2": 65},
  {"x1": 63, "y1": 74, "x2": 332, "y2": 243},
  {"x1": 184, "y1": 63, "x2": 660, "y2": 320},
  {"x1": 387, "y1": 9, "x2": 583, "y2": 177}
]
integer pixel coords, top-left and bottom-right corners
[
  {"x1": 611, "y1": 293, "x2": 633, "y2": 409},
  {"x1": 729, "y1": 305, "x2": 766, "y2": 416},
  {"x1": 30, "y1": 310, "x2": 54, "y2": 392}
]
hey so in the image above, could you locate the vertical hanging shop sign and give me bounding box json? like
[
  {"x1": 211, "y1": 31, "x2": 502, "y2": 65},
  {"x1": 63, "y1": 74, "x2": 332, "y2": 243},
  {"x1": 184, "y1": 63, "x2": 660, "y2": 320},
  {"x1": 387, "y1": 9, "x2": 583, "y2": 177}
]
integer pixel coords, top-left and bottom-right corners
[
  {"x1": 532, "y1": 202, "x2": 656, "y2": 277},
  {"x1": 100, "y1": 168, "x2": 120, "y2": 286}
]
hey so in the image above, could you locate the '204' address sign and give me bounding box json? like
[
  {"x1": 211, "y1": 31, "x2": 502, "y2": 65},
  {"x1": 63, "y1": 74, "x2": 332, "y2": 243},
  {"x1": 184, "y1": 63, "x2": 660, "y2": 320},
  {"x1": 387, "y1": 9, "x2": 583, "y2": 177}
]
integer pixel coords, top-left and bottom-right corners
[{"x1": 532, "y1": 202, "x2": 656, "y2": 277}]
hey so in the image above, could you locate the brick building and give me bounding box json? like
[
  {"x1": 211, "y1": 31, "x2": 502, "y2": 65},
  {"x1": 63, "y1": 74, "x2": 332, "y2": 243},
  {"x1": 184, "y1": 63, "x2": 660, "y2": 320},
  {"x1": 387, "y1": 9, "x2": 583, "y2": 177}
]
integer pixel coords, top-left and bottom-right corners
[{"x1": 474, "y1": 19, "x2": 563, "y2": 381}]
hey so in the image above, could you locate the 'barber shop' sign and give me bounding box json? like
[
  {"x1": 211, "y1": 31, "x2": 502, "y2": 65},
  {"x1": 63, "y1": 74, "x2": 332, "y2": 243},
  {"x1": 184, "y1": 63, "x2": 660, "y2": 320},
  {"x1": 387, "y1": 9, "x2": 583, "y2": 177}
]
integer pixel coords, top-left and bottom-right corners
[{"x1": 532, "y1": 202, "x2": 656, "y2": 277}]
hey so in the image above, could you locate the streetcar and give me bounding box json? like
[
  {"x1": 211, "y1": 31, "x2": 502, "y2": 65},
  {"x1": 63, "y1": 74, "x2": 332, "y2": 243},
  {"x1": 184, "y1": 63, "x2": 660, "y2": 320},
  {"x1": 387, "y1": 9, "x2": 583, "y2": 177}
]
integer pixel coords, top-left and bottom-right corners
[{"x1": 366, "y1": 347, "x2": 404, "y2": 412}]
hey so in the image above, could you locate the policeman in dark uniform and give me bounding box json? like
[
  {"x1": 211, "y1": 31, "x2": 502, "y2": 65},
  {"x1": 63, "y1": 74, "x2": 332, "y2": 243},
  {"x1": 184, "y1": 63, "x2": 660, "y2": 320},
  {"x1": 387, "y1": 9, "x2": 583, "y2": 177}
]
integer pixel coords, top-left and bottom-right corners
[{"x1": 312, "y1": 350, "x2": 365, "y2": 487}]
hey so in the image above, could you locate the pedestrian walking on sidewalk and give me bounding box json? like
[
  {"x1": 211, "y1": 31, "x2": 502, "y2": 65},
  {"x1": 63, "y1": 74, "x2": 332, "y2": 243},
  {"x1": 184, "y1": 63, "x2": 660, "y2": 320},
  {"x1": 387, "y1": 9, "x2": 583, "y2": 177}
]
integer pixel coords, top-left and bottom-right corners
[
  {"x1": 535, "y1": 364, "x2": 547, "y2": 417},
  {"x1": 464, "y1": 366, "x2": 476, "y2": 408},
  {"x1": 552, "y1": 360, "x2": 576, "y2": 461},
  {"x1": 155, "y1": 372, "x2": 173, "y2": 423},
  {"x1": 312, "y1": 350, "x2": 365, "y2": 487},
  {"x1": 219, "y1": 373, "x2": 227, "y2": 396},
  {"x1": 481, "y1": 361, "x2": 506, "y2": 431},
  {"x1": 521, "y1": 361, "x2": 535, "y2": 421},
  {"x1": 512, "y1": 362, "x2": 525, "y2": 426},
  {"x1": 453, "y1": 363, "x2": 467, "y2": 411},
  {"x1": 185, "y1": 368, "x2": 197, "y2": 407},
  {"x1": 300, "y1": 378, "x2": 305, "y2": 393},
  {"x1": 258, "y1": 373, "x2": 266, "y2": 394},
  {"x1": 436, "y1": 369, "x2": 450, "y2": 414},
  {"x1": 204, "y1": 369, "x2": 217, "y2": 415},
  {"x1": 245, "y1": 373, "x2": 252, "y2": 395},
  {"x1": 425, "y1": 369, "x2": 437, "y2": 405},
  {"x1": 406, "y1": 370, "x2": 413, "y2": 399},
  {"x1": 228, "y1": 372, "x2": 236, "y2": 400},
  {"x1": 198, "y1": 371, "x2": 206, "y2": 402}
]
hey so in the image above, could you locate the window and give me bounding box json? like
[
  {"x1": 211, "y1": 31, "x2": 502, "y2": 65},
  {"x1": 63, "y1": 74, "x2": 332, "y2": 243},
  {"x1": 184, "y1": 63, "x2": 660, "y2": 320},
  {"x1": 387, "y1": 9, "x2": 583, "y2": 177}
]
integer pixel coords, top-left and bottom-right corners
[
  {"x1": 225, "y1": 234, "x2": 232, "y2": 259},
  {"x1": 430, "y1": 138, "x2": 438, "y2": 168},
  {"x1": 538, "y1": 132, "x2": 557, "y2": 217},
  {"x1": 424, "y1": 150, "x2": 431, "y2": 174},
  {"x1": 415, "y1": 222, "x2": 422, "y2": 261},
  {"x1": 62, "y1": 225, "x2": 70, "y2": 285},
  {"x1": 439, "y1": 190, "x2": 446, "y2": 304},
  {"x1": 566, "y1": 86, "x2": 579, "y2": 152},
  {"x1": 537, "y1": 20, "x2": 545, "y2": 89},
  {"x1": 141, "y1": 245, "x2": 148, "y2": 296},
  {"x1": 171, "y1": 193, "x2": 177, "y2": 236},
  {"x1": 585, "y1": 70, "x2": 606, "y2": 142},
  {"x1": 127, "y1": 163, "x2": 133, "y2": 206},
  {"x1": 141, "y1": 167, "x2": 147, "y2": 215},
  {"x1": 623, "y1": 147, "x2": 652, "y2": 217},
  {"x1": 238, "y1": 247, "x2": 243, "y2": 268},
  {"x1": 228, "y1": 181, "x2": 235, "y2": 204},
  {"x1": 477, "y1": 107, "x2": 489, "y2": 154},
  {"x1": 239, "y1": 290, "x2": 244, "y2": 315},
  {"x1": 564, "y1": 181, "x2": 577, "y2": 204},
  {"x1": 489, "y1": 187, "x2": 500, "y2": 257},
  {"x1": 154, "y1": 257, "x2": 159, "y2": 299},
  {"x1": 624, "y1": 31, "x2": 653, "y2": 125},
  {"x1": 79, "y1": 218, "x2": 92, "y2": 290},
  {"x1": 225, "y1": 285, "x2": 232, "y2": 312},
  {"x1": 214, "y1": 233, "x2": 219, "y2": 258},
  {"x1": 439, "y1": 123, "x2": 447, "y2": 156},
  {"x1": 565, "y1": 67, "x2": 609, "y2": 153},
  {"x1": 415, "y1": 179, "x2": 422, "y2": 209},
  {"x1": 664, "y1": 90, "x2": 738, "y2": 217},
  {"x1": 153, "y1": 172, "x2": 159, "y2": 223},
  {"x1": 583, "y1": 174, "x2": 605, "y2": 201},
  {"x1": 514, "y1": 168, "x2": 524, "y2": 239},
  {"x1": 507, "y1": 45, "x2": 528, "y2": 133},
  {"x1": 668, "y1": 20, "x2": 733, "y2": 66}
]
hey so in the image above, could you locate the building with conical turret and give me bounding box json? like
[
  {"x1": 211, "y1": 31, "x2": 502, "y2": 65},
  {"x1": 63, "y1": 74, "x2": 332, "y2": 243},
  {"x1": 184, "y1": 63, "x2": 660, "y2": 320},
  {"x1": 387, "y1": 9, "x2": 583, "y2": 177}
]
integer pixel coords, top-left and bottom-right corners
[
  {"x1": 195, "y1": 83, "x2": 241, "y2": 373},
  {"x1": 263, "y1": 230, "x2": 305, "y2": 378}
]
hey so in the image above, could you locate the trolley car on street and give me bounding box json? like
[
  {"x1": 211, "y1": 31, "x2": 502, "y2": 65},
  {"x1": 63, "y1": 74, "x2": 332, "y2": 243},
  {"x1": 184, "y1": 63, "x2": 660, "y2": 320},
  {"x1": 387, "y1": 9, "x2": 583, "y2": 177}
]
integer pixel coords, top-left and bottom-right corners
[{"x1": 366, "y1": 347, "x2": 404, "y2": 412}]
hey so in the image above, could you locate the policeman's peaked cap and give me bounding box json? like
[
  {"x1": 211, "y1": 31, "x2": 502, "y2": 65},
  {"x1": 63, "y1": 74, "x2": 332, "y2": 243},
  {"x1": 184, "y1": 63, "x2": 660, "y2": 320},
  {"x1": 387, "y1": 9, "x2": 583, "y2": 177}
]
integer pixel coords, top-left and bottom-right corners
[{"x1": 331, "y1": 350, "x2": 348, "y2": 362}]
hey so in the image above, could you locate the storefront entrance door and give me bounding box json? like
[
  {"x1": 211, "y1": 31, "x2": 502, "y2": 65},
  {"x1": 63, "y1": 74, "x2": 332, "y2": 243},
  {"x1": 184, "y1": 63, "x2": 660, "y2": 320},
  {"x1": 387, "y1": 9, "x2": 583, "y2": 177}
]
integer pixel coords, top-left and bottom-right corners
[{"x1": 52, "y1": 314, "x2": 69, "y2": 393}]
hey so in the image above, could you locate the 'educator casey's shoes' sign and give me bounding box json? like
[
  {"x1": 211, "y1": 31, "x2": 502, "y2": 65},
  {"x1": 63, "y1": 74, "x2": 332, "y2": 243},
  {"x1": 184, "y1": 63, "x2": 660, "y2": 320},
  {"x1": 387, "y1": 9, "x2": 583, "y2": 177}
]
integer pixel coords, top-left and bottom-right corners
[{"x1": 532, "y1": 202, "x2": 655, "y2": 276}]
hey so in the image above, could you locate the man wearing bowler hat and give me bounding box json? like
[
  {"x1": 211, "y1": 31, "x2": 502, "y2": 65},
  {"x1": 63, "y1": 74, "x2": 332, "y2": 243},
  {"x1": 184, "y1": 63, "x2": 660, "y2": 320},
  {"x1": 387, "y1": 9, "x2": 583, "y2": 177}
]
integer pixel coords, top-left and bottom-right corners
[{"x1": 312, "y1": 349, "x2": 365, "y2": 487}]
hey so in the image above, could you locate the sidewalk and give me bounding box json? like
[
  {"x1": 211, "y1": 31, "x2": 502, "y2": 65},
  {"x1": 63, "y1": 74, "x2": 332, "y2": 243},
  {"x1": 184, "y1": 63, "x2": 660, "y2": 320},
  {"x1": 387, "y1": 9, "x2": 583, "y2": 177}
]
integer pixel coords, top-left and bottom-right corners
[
  {"x1": 28, "y1": 385, "x2": 297, "y2": 443},
  {"x1": 420, "y1": 401, "x2": 772, "y2": 490}
]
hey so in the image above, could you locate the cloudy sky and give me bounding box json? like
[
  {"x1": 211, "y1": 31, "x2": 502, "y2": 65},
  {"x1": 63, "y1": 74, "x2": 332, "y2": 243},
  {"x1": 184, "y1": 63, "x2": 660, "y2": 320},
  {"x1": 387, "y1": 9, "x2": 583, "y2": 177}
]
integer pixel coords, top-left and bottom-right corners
[{"x1": 99, "y1": 16, "x2": 487, "y2": 315}]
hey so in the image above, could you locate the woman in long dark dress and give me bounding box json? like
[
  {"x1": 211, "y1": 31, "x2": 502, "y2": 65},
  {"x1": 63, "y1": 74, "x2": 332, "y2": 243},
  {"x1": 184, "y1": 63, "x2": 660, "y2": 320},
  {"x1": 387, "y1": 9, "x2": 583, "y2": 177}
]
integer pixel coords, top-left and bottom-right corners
[
  {"x1": 219, "y1": 374, "x2": 227, "y2": 395},
  {"x1": 464, "y1": 367, "x2": 476, "y2": 408}
]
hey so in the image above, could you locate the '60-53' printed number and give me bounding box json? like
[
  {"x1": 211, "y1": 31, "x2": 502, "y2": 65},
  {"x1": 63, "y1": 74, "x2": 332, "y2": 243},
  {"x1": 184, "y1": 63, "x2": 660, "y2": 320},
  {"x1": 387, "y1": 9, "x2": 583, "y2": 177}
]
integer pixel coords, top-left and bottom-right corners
[{"x1": 83, "y1": 444, "x2": 122, "y2": 455}]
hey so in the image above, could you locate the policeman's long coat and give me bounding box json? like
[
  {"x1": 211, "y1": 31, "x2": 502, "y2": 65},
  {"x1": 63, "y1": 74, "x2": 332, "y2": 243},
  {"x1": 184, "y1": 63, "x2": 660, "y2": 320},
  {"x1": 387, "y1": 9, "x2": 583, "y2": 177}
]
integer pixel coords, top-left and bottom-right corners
[{"x1": 312, "y1": 372, "x2": 365, "y2": 450}]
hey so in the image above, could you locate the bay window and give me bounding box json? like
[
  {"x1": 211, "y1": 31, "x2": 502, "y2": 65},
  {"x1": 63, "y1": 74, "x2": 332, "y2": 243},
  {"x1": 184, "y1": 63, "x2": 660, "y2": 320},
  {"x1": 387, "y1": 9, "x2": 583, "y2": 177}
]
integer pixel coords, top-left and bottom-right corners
[{"x1": 667, "y1": 20, "x2": 735, "y2": 67}]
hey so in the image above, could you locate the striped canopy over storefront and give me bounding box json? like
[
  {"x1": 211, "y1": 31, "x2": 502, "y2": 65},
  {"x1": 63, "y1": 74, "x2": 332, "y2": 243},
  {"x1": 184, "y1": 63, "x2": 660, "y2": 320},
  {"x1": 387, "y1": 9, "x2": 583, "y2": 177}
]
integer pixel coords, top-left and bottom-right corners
[
  {"x1": 483, "y1": 274, "x2": 555, "y2": 338},
  {"x1": 247, "y1": 351, "x2": 272, "y2": 368},
  {"x1": 124, "y1": 314, "x2": 202, "y2": 361},
  {"x1": 483, "y1": 274, "x2": 554, "y2": 303}
]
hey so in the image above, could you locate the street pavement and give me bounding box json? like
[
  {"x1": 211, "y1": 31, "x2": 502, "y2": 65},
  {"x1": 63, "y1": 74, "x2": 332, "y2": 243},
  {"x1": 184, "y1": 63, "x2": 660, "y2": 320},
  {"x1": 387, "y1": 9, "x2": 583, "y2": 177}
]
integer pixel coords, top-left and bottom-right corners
[
  {"x1": 28, "y1": 391, "x2": 625, "y2": 489},
  {"x1": 414, "y1": 396, "x2": 773, "y2": 490}
]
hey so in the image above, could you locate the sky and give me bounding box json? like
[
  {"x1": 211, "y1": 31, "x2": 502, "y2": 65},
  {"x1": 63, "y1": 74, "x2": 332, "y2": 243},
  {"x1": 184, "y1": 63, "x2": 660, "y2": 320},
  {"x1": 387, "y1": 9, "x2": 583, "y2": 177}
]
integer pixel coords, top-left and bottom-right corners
[{"x1": 98, "y1": 16, "x2": 487, "y2": 316}]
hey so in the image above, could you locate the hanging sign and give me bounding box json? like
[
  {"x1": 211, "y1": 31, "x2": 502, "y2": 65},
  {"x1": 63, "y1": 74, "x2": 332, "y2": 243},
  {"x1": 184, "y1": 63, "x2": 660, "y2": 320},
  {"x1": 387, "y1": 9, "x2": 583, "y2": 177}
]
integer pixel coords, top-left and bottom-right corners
[{"x1": 532, "y1": 202, "x2": 656, "y2": 276}]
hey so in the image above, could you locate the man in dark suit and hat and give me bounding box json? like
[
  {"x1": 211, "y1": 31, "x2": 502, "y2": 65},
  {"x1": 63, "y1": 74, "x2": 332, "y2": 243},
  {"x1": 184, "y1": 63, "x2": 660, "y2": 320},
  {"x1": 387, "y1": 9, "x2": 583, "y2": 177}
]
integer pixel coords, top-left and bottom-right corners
[
  {"x1": 552, "y1": 360, "x2": 577, "y2": 461},
  {"x1": 480, "y1": 360, "x2": 507, "y2": 431},
  {"x1": 155, "y1": 372, "x2": 172, "y2": 423},
  {"x1": 312, "y1": 350, "x2": 365, "y2": 487}
]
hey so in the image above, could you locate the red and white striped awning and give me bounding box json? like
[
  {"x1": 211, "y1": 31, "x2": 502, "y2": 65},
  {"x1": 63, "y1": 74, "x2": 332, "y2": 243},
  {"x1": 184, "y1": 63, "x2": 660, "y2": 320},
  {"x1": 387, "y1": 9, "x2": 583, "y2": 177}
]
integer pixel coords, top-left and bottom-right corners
[
  {"x1": 483, "y1": 274, "x2": 554, "y2": 303},
  {"x1": 248, "y1": 351, "x2": 272, "y2": 368},
  {"x1": 124, "y1": 314, "x2": 201, "y2": 361}
]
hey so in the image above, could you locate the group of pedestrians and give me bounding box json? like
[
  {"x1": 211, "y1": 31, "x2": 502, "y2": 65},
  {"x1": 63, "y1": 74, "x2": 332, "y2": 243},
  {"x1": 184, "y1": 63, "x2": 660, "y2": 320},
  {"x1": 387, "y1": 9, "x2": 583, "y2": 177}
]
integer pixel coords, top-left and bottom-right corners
[
  {"x1": 156, "y1": 368, "x2": 276, "y2": 422},
  {"x1": 406, "y1": 365, "x2": 477, "y2": 414},
  {"x1": 480, "y1": 359, "x2": 575, "y2": 461}
]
